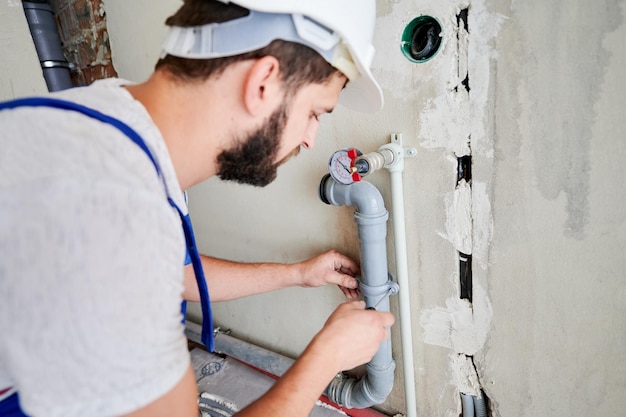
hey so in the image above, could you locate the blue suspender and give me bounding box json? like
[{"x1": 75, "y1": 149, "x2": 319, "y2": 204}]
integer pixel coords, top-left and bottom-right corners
[{"x1": 0, "y1": 97, "x2": 215, "y2": 352}]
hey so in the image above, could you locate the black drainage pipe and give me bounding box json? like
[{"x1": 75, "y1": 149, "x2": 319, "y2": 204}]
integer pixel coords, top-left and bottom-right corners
[{"x1": 23, "y1": 0, "x2": 73, "y2": 92}]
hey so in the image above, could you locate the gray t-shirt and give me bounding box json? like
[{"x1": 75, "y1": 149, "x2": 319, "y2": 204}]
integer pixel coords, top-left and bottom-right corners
[{"x1": 0, "y1": 79, "x2": 190, "y2": 417}]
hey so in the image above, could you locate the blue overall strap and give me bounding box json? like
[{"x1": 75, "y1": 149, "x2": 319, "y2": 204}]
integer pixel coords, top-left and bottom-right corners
[
  {"x1": 0, "y1": 392, "x2": 26, "y2": 417},
  {"x1": 0, "y1": 97, "x2": 215, "y2": 351},
  {"x1": 169, "y1": 199, "x2": 214, "y2": 352},
  {"x1": 0, "y1": 97, "x2": 160, "y2": 173}
]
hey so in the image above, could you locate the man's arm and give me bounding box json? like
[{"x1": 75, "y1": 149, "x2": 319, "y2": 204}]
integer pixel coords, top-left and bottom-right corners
[
  {"x1": 183, "y1": 250, "x2": 360, "y2": 302},
  {"x1": 235, "y1": 301, "x2": 395, "y2": 417},
  {"x1": 120, "y1": 301, "x2": 393, "y2": 417}
]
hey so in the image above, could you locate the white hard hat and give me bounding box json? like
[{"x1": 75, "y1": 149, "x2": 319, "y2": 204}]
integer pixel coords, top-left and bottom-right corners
[{"x1": 161, "y1": 0, "x2": 383, "y2": 113}]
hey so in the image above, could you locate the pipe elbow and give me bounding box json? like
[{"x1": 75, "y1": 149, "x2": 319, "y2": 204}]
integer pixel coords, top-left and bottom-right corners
[
  {"x1": 319, "y1": 175, "x2": 387, "y2": 217},
  {"x1": 326, "y1": 360, "x2": 396, "y2": 408},
  {"x1": 349, "y1": 182, "x2": 387, "y2": 217}
]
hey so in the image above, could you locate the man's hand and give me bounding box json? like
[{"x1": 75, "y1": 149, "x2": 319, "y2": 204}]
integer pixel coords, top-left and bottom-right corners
[
  {"x1": 235, "y1": 301, "x2": 395, "y2": 417},
  {"x1": 309, "y1": 301, "x2": 395, "y2": 372},
  {"x1": 296, "y1": 250, "x2": 360, "y2": 299}
]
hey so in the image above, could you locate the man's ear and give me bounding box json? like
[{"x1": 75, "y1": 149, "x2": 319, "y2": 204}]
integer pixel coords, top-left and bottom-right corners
[{"x1": 242, "y1": 56, "x2": 283, "y2": 116}]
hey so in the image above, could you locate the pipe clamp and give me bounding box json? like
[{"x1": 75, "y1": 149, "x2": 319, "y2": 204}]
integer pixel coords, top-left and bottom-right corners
[
  {"x1": 360, "y1": 276, "x2": 400, "y2": 309},
  {"x1": 359, "y1": 276, "x2": 399, "y2": 297}
]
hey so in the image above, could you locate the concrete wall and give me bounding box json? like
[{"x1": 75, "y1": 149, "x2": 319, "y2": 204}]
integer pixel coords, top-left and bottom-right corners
[
  {"x1": 0, "y1": 1, "x2": 47, "y2": 99},
  {"x1": 482, "y1": 0, "x2": 626, "y2": 415},
  {"x1": 5, "y1": 0, "x2": 622, "y2": 415}
]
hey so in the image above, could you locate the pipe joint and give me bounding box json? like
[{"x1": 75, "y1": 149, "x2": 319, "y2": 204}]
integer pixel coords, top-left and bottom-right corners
[
  {"x1": 352, "y1": 134, "x2": 416, "y2": 179},
  {"x1": 23, "y1": 1, "x2": 73, "y2": 91},
  {"x1": 377, "y1": 143, "x2": 404, "y2": 172},
  {"x1": 326, "y1": 359, "x2": 397, "y2": 408},
  {"x1": 319, "y1": 174, "x2": 387, "y2": 217},
  {"x1": 353, "y1": 147, "x2": 396, "y2": 178},
  {"x1": 354, "y1": 210, "x2": 389, "y2": 226}
]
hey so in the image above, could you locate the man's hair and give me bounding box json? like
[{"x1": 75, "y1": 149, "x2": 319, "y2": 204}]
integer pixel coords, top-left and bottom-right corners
[{"x1": 156, "y1": 0, "x2": 340, "y2": 95}]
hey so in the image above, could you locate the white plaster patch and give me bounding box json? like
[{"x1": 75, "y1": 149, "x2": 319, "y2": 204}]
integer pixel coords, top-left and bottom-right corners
[
  {"x1": 417, "y1": 0, "x2": 506, "y2": 159},
  {"x1": 419, "y1": 90, "x2": 471, "y2": 157},
  {"x1": 471, "y1": 181, "x2": 494, "y2": 268},
  {"x1": 419, "y1": 284, "x2": 493, "y2": 356},
  {"x1": 439, "y1": 180, "x2": 493, "y2": 266},
  {"x1": 417, "y1": 0, "x2": 471, "y2": 157},
  {"x1": 440, "y1": 179, "x2": 473, "y2": 254},
  {"x1": 413, "y1": 0, "x2": 503, "y2": 412},
  {"x1": 451, "y1": 354, "x2": 482, "y2": 396}
]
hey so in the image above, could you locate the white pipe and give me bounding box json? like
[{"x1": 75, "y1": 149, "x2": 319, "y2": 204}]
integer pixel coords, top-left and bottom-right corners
[
  {"x1": 353, "y1": 134, "x2": 419, "y2": 416},
  {"x1": 382, "y1": 135, "x2": 418, "y2": 417},
  {"x1": 389, "y1": 169, "x2": 418, "y2": 417}
]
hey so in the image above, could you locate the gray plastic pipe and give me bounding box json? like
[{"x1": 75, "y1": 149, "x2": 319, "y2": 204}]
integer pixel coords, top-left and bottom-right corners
[
  {"x1": 318, "y1": 174, "x2": 396, "y2": 408},
  {"x1": 186, "y1": 322, "x2": 295, "y2": 377},
  {"x1": 23, "y1": 0, "x2": 73, "y2": 92},
  {"x1": 352, "y1": 135, "x2": 418, "y2": 416},
  {"x1": 474, "y1": 395, "x2": 488, "y2": 417},
  {"x1": 186, "y1": 176, "x2": 396, "y2": 409},
  {"x1": 461, "y1": 393, "x2": 475, "y2": 417},
  {"x1": 460, "y1": 393, "x2": 488, "y2": 417}
]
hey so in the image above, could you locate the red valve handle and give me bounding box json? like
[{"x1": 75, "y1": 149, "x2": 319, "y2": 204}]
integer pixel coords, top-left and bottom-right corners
[{"x1": 347, "y1": 148, "x2": 362, "y2": 182}]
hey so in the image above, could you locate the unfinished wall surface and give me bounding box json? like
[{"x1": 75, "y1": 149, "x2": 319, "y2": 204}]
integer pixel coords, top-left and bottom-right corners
[
  {"x1": 48, "y1": 0, "x2": 117, "y2": 85},
  {"x1": 0, "y1": 0, "x2": 115, "y2": 100},
  {"x1": 104, "y1": 0, "x2": 177, "y2": 83},
  {"x1": 481, "y1": 0, "x2": 626, "y2": 415},
  {"x1": 0, "y1": 1, "x2": 47, "y2": 99},
  {"x1": 88, "y1": 0, "x2": 626, "y2": 416}
]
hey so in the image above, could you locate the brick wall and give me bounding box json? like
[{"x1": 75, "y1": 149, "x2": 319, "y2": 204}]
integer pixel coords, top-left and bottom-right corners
[{"x1": 48, "y1": 0, "x2": 117, "y2": 86}]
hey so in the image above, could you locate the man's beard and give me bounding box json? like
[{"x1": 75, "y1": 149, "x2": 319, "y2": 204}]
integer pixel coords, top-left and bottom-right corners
[{"x1": 216, "y1": 103, "x2": 299, "y2": 187}]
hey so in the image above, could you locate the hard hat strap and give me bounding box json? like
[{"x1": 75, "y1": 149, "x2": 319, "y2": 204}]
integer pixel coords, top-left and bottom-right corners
[{"x1": 160, "y1": 10, "x2": 359, "y2": 81}]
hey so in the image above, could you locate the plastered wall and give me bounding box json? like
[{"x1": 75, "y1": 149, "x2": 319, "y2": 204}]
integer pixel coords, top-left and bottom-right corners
[
  {"x1": 0, "y1": 1, "x2": 47, "y2": 99},
  {"x1": 482, "y1": 0, "x2": 626, "y2": 415},
  {"x1": 7, "y1": 0, "x2": 621, "y2": 415}
]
